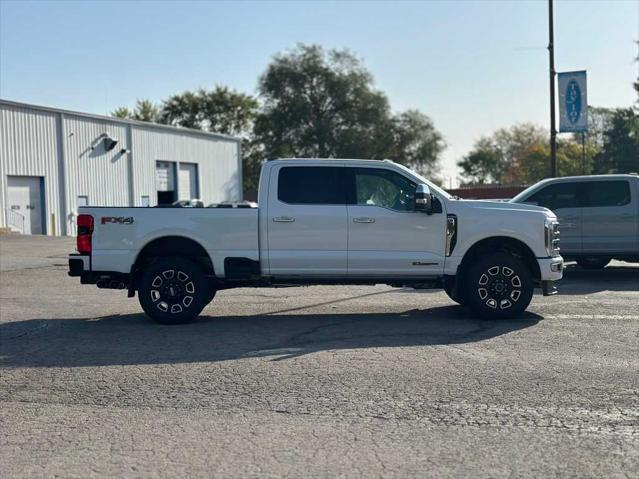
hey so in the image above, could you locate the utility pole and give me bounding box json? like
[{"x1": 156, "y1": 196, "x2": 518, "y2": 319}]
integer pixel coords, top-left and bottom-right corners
[{"x1": 548, "y1": 0, "x2": 557, "y2": 177}]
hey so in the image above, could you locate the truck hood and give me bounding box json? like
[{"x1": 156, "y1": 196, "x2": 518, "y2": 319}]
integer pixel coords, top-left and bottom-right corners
[
  {"x1": 445, "y1": 198, "x2": 557, "y2": 222},
  {"x1": 460, "y1": 199, "x2": 551, "y2": 214}
]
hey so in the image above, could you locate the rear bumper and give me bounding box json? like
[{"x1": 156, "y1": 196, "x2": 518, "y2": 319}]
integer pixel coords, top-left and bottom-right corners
[
  {"x1": 69, "y1": 254, "x2": 129, "y2": 289},
  {"x1": 68, "y1": 254, "x2": 89, "y2": 277}
]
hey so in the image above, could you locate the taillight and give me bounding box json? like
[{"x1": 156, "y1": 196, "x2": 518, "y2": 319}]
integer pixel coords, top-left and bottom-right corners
[{"x1": 77, "y1": 214, "x2": 94, "y2": 254}]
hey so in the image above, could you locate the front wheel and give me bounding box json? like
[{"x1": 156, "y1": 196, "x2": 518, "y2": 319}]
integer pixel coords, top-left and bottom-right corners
[
  {"x1": 444, "y1": 279, "x2": 466, "y2": 306},
  {"x1": 138, "y1": 257, "x2": 211, "y2": 324},
  {"x1": 464, "y1": 252, "x2": 534, "y2": 319}
]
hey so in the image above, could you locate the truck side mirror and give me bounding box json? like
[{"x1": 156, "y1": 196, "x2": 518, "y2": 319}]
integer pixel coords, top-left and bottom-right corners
[{"x1": 415, "y1": 184, "x2": 433, "y2": 214}]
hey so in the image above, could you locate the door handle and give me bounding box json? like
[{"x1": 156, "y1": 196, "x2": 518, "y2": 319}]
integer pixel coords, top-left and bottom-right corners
[
  {"x1": 273, "y1": 216, "x2": 295, "y2": 223},
  {"x1": 353, "y1": 217, "x2": 375, "y2": 223}
]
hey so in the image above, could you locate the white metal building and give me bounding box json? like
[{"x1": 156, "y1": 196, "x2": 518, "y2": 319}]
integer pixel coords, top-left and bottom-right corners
[{"x1": 0, "y1": 99, "x2": 242, "y2": 236}]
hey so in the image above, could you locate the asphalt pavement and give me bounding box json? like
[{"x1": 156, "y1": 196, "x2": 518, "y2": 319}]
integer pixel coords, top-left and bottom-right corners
[{"x1": 1, "y1": 235, "x2": 638, "y2": 478}]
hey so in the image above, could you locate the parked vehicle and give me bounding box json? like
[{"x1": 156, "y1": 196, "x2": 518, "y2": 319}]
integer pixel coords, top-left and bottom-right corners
[
  {"x1": 68, "y1": 159, "x2": 563, "y2": 324},
  {"x1": 511, "y1": 174, "x2": 639, "y2": 269},
  {"x1": 156, "y1": 199, "x2": 205, "y2": 208}
]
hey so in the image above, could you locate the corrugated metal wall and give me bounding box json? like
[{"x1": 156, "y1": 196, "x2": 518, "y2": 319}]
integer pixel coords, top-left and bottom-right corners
[
  {"x1": 0, "y1": 104, "x2": 64, "y2": 235},
  {"x1": 131, "y1": 125, "x2": 241, "y2": 207},
  {"x1": 63, "y1": 116, "x2": 131, "y2": 235},
  {"x1": 0, "y1": 101, "x2": 241, "y2": 236}
]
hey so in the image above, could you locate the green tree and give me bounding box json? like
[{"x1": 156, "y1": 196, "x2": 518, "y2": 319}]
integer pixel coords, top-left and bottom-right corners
[
  {"x1": 111, "y1": 99, "x2": 160, "y2": 122},
  {"x1": 160, "y1": 87, "x2": 257, "y2": 136},
  {"x1": 457, "y1": 139, "x2": 502, "y2": 184},
  {"x1": 255, "y1": 44, "x2": 393, "y2": 159},
  {"x1": 458, "y1": 123, "x2": 546, "y2": 184},
  {"x1": 458, "y1": 123, "x2": 598, "y2": 185},
  {"x1": 594, "y1": 108, "x2": 639, "y2": 174},
  {"x1": 389, "y1": 109, "x2": 444, "y2": 178},
  {"x1": 254, "y1": 44, "x2": 443, "y2": 175},
  {"x1": 111, "y1": 106, "x2": 133, "y2": 119}
]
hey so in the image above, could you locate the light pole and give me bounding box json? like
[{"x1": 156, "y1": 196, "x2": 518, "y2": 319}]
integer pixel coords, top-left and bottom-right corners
[{"x1": 548, "y1": 0, "x2": 557, "y2": 178}]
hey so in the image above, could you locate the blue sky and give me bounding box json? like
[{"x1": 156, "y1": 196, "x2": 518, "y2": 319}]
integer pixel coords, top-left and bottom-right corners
[{"x1": 1, "y1": 0, "x2": 637, "y2": 185}]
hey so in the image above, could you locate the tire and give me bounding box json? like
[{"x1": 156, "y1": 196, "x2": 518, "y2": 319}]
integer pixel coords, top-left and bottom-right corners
[
  {"x1": 464, "y1": 252, "x2": 533, "y2": 319},
  {"x1": 138, "y1": 257, "x2": 211, "y2": 324},
  {"x1": 444, "y1": 279, "x2": 466, "y2": 306},
  {"x1": 576, "y1": 257, "x2": 610, "y2": 270}
]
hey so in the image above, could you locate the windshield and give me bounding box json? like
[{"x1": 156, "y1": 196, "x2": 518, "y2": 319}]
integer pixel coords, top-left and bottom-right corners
[
  {"x1": 510, "y1": 184, "x2": 539, "y2": 203},
  {"x1": 393, "y1": 163, "x2": 453, "y2": 200}
]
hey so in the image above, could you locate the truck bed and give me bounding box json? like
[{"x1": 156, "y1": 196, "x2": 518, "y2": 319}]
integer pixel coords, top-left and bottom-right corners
[{"x1": 79, "y1": 206, "x2": 259, "y2": 276}]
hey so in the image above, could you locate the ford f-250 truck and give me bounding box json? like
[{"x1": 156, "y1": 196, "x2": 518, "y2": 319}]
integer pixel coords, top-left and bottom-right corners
[{"x1": 68, "y1": 159, "x2": 563, "y2": 324}]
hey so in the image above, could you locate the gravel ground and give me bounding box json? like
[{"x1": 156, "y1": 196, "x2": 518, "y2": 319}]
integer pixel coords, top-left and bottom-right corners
[{"x1": 1, "y1": 235, "x2": 638, "y2": 478}]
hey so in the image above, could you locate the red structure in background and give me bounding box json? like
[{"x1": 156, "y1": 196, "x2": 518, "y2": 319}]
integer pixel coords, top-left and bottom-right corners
[{"x1": 446, "y1": 184, "x2": 528, "y2": 200}]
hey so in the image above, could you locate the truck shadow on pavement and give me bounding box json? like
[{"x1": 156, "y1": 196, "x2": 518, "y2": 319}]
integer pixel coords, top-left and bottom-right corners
[
  {"x1": 0, "y1": 306, "x2": 541, "y2": 368},
  {"x1": 559, "y1": 264, "x2": 639, "y2": 295}
]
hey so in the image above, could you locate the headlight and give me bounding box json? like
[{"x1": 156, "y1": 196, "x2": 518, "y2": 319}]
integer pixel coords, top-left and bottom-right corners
[{"x1": 544, "y1": 218, "x2": 560, "y2": 257}]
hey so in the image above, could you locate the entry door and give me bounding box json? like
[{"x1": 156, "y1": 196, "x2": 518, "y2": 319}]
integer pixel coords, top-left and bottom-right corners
[
  {"x1": 156, "y1": 161, "x2": 176, "y2": 205},
  {"x1": 266, "y1": 165, "x2": 347, "y2": 276},
  {"x1": 178, "y1": 163, "x2": 199, "y2": 201},
  {"x1": 7, "y1": 176, "x2": 44, "y2": 234},
  {"x1": 581, "y1": 180, "x2": 638, "y2": 254},
  {"x1": 346, "y1": 168, "x2": 447, "y2": 276}
]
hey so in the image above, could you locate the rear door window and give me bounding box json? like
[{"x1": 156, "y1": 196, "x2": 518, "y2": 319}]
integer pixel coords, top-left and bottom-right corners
[
  {"x1": 277, "y1": 166, "x2": 345, "y2": 205},
  {"x1": 583, "y1": 181, "x2": 631, "y2": 207},
  {"x1": 526, "y1": 182, "x2": 581, "y2": 210}
]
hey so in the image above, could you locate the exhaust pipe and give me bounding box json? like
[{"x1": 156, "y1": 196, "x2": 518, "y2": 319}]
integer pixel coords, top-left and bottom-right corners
[{"x1": 96, "y1": 280, "x2": 107, "y2": 288}]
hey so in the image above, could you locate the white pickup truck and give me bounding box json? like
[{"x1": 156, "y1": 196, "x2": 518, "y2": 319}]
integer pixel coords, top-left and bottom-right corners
[{"x1": 68, "y1": 158, "x2": 563, "y2": 323}]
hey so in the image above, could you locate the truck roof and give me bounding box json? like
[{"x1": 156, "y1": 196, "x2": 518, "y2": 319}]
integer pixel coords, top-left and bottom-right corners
[
  {"x1": 268, "y1": 158, "x2": 395, "y2": 164},
  {"x1": 533, "y1": 173, "x2": 638, "y2": 184}
]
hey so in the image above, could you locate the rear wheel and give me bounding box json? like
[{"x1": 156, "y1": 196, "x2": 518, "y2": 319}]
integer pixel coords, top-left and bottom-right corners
[
  {"x1": 576, "y1": 257, "x2": 610, "y2": 270},
  {"x1": 464, "y1": 252, "x2": 533, "y2": 319},
  {"x1": 138, "y1": 257, "x2": 211, "y2": 324}
]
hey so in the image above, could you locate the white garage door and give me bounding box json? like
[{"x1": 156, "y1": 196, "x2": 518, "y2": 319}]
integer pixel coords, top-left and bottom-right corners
[
  {"x1": 178, "y1": 163, "x2": 199, "y2": 201},
  {"x1": 7, "y1": 176, "x2": 44, "y2": 235}
]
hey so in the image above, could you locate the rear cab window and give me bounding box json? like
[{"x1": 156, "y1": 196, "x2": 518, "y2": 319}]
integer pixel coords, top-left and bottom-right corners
[{"x1": 583, "y1": 181, "x2": 631, "y2": 207}]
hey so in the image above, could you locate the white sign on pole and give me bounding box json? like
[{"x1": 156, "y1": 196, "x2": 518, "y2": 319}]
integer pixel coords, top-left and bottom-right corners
[{"x1": 558, "y1": 70, "x2": 587, "y2": 132}]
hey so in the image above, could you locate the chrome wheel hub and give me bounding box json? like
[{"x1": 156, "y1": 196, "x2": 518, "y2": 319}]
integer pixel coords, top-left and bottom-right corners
[
  {"x1": 477, "y1": 265, "x2": 522, "y2": 310},
  {"x1": 150, "y1": 269, "x2": 195, "y2": 314}
]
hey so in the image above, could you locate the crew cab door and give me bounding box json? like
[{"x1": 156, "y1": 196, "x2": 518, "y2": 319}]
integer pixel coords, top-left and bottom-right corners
[
  {"x1": 345, "y1": 167, "x2": 446, "y2": 276},
  {"x1": 266, "y1": 165, "x2": 348, "y2": 276},
  {"x1": 581, "y1": 179, "x2": 639, "y2": 254}
]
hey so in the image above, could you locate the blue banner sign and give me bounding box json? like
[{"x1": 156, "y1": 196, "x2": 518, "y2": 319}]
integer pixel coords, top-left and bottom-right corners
[{"x1": 558, "y1": 70, "x2": 588, "y2": 132}]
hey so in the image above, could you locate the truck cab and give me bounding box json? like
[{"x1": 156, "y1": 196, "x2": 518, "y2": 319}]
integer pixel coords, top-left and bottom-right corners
[{"x1": 69, "y1": 158, "x2": 563, "y2": 323}]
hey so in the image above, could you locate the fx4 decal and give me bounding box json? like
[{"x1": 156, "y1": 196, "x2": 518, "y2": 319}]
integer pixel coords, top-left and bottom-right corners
[{"x1": 101, "y1": 216, "x2": 134, "y2": 225}]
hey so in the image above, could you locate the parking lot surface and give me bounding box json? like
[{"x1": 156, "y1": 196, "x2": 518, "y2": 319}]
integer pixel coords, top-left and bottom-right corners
[{"x1": 1, "y1": 235, "x2": 638, "y2": 478}]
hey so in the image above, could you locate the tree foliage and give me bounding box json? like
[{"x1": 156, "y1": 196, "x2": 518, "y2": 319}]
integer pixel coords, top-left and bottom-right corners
[
  {"x1": 593, "y1": 108, "x2": 639, "y2": 174},
  {"x1": 255, "y1": 45, "x2": 443, "y2": 175},
  {"x1": 255, "y1": 45, "x2": 392, "y2": 159},
  {"x1": 113, "y1": 44, "x2": 445, "y2": 198},
  {"x1": 458, "y1": 123, "x2": 602, "y2": 185},
  {"x1": 112, "y1": 99, "x2": 160, "y2": 122},
  {"x1": 160, "y1": 87, "x2": 258, "y2": 136}
]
